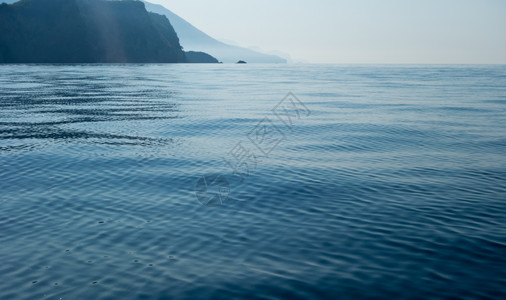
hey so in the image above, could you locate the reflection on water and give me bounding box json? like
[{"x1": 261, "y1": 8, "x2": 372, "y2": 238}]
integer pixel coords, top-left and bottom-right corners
[{"x1": 1, "y1": 64, "x2": 506, "y2": 299}]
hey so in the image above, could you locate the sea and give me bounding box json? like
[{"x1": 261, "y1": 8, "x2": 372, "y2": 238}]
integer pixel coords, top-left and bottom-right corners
[{"x1": 0, "y1": 64, "x2": 505, "y2": 299}]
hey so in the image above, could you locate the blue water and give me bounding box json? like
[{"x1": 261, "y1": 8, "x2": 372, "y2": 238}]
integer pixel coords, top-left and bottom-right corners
[{"x1": 0, "y1": 64, "x2": 505, "y2": 299}]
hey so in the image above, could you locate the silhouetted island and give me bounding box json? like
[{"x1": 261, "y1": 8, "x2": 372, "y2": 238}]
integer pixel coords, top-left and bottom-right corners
[
  {"x1": 237, "y1": 60, "x2": 247, "y2": 64},
  {"x1": 0, "y1": 0, "x2": 219, "y2": 63}
]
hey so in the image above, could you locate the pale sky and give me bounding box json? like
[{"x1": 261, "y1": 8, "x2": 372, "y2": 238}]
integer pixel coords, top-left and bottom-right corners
[{"x1": 150, "y1": 0, "x2": 506, "y2": 64}]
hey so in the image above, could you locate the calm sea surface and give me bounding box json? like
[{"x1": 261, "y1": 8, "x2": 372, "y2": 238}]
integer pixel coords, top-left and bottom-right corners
[{"x1": 0, "y1": 64, "x2": 505, "y2": 299}]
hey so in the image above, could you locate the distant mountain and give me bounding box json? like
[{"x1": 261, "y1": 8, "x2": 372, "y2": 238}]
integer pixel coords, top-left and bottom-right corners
[
  {"x1": 142, "y1": 1, "x2": 287, "y2": 63},
  {"x1": 0, "y1": 0, "x2": 218, "y2": 63}
]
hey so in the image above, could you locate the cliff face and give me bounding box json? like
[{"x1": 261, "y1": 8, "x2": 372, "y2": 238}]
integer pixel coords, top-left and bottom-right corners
[
  {"x1": 0, "y1": 0, "x2": 211, "y2": 63},
  {"x1": 0, "y1": 0, "x2": 93, "y2": 62}
]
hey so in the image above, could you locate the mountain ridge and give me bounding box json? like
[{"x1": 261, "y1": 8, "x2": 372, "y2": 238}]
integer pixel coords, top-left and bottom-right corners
[
  {"x1": 142, "y1": 1, "x2": 287, "y2": 63},
  {"x1": 0, "y1": 0, "x2": 284, "y2": 63}
]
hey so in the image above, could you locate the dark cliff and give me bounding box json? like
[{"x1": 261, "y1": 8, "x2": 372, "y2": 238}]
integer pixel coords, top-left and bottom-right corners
[{"x1": 0, "y1": 0, "x2": 217, "y2": 63}]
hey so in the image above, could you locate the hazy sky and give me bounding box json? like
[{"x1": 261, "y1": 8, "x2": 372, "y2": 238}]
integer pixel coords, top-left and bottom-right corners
[{"x1": 150, "y1": 0, "x2": 506, "y2": 64}]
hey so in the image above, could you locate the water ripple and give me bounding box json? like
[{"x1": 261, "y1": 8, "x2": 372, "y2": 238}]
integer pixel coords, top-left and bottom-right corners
[{"x1": 0, "y1": 64, "x2": 505, "y2": 299}]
